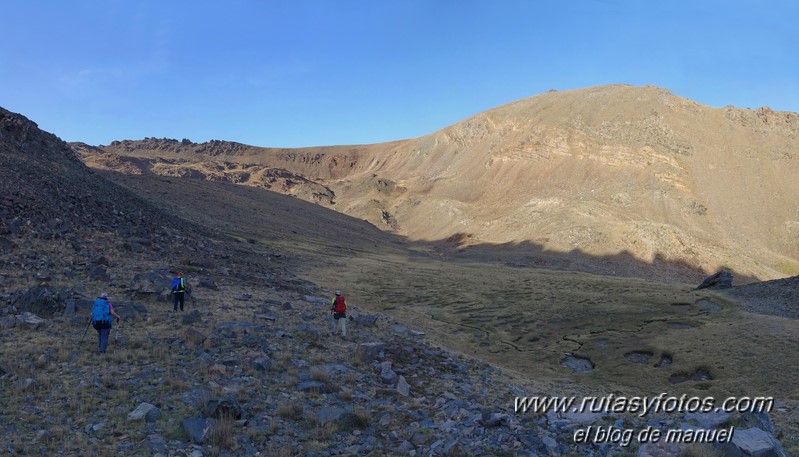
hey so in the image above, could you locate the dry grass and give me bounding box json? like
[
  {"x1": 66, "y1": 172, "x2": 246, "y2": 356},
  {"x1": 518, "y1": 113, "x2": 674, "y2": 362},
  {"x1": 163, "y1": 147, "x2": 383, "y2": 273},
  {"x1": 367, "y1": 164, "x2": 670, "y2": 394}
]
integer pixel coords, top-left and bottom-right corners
[
  {"x1": 350, "y1": 406, "x2": 372, "y2": 429},
  {"x1": 268, "y1": 417, "x2": 280, "y2": 434},
  {"x1": 0, "y1": 299, "x2": 211, "y2": 456},
  {"x1": 337, "y1": 387, "x2": 353, "y2": 401},
  {"x1": 307, "y1": 349, "x2": 327, "y2": 365},
  {"x1": 104, "y1": 138, "x2": 799, "y2": 424},
  {"x1": 109, "y1": 148, "x2": 799, "y2": 404},
  {"x1": 310, "y1": 366, "x2": 330, "y2": 383},
  {"x1": 774, "y1": 261, "x2": 799, "y2": 276},
  {"x1": 68, "y1": 389, "x2": 100, "y2": 415},
  {"x1": 343, "y1": 371, "x2": 358, "y2": 384},
  {"x1": 6, "y1": 112, "x2": 799, "y2": 456},
  {"x1": 282, "y1": 375, "x2": 298, "y2": 389},
  {"x1": 303, "y1": 440, "x2": 330, "y2": 453},
  {"x1": 166, "y1": 376, "x2": 193, "y2": 391},
  {"x1": 267, "y1": 441, "x2": 299, "y2": 457},
  {"x1": 274, "y1": 350, "x2": 293, "y2": 363},
  {"x1": 207, "y1": 413, "x2": 236, "y2": 449},
  {"x1": 313, "y1": 422, "x2": 337, "y2": 441},
  {"x1": 277, "y1": 401, "x2": 304, "y2": 420},
  {"x1": 350, "y1": 355, "x2": 366, "y2": 368},
  {"x1": 307, "y1": 253, "x2": 799, "y2": 401}
]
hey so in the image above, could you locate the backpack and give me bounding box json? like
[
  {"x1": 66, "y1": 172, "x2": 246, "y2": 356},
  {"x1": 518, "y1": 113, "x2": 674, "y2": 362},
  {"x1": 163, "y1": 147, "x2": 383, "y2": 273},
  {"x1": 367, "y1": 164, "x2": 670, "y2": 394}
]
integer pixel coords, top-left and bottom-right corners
[
  {"x1": 91, "y1": 298, "x2": 111, "y2": 325},
  {"x1": 173, "y1": 277, "x2": 186, "y2": 293},
  {"x1": 333, "y1": 295, "x2": 347, "y2": 314}
]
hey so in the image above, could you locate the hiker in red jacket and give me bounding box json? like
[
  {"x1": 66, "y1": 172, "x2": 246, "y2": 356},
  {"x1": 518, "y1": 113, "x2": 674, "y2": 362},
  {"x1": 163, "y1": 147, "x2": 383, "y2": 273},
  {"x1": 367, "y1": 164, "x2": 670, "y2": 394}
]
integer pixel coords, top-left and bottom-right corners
[{"x1": 331, "y1": 290, "x2": 347, "y2": 338}]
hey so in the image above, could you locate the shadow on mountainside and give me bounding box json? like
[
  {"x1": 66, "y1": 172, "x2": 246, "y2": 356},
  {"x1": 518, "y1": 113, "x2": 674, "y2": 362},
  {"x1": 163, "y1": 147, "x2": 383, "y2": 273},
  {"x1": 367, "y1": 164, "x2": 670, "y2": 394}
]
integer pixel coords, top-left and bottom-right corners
[
  {"x1": 94, "y1": 169, "x2": 758, "y2": 287},
  {"x1": 425, "y1": 235, "x2": 759, "y2": 286},
  {"x1": 2, "y1": 108, "x2": 797, "y2": 456},
  {"x1": 93, "y1": 169, "x2": 799, "y2": 409}
]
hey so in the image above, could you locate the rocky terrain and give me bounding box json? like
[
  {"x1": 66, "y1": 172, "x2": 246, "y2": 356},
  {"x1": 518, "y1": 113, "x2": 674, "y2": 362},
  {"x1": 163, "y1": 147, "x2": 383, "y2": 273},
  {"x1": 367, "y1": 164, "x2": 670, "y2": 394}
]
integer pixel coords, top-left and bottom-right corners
[
  {"x1": 3, "y1": 279, "x2": 795, "y2": 457},
  {"x1": 714, "y1": 275, "x2": 799, "y2": 320},
  {"x1": 76, "y1": 85, "x2": 799, "y2": 284},
  {"x1": 1, "y1": 97, "x2": 797, "y2": 457}
]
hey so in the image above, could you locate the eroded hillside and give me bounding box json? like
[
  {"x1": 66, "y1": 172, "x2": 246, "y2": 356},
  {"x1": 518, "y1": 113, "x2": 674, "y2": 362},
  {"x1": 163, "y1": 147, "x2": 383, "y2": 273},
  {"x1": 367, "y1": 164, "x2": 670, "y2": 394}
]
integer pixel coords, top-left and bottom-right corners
[
  {"x1": 3, "y1": 96, "x2": 799, "y2": 456},
  {"x1": 76, "y1": 85, "x2": 799, "y2": 282}
]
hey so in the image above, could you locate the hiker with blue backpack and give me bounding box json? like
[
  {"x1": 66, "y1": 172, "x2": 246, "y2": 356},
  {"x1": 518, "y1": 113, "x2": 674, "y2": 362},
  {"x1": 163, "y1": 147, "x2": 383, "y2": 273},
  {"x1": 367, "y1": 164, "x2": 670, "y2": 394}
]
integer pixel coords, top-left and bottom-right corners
[
  {"x1": 171, "y1": 272, "x2": 188, "y2": 312},
  {"x1": 91, "y1": 292, "x2": 121, "y2": 353}
]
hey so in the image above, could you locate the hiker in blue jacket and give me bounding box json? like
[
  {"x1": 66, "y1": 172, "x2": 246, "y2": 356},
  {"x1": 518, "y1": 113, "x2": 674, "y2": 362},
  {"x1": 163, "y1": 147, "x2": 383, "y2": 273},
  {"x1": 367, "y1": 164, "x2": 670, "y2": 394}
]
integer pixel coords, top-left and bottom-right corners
[
  {"x1": 171, "y1": 272, "x2": 188, "y2": 311},
  {"x1": 91, "y1": 293, "x2": 121, "y2": 354}
]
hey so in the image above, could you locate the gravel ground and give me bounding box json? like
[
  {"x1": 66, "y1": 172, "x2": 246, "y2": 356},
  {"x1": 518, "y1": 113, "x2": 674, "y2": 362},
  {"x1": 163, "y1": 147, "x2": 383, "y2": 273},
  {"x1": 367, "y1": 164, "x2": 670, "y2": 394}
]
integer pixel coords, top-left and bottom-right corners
[{"x1": 719, "y1": 275, "x2": 799, "y2": 319}]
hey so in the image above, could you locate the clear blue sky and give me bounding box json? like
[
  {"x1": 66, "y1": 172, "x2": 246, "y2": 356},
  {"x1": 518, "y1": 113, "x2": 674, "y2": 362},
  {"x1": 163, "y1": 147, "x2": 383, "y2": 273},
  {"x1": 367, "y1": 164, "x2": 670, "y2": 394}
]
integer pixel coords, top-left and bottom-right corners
[{"x1": 1, "y1": 1, "x2": 797, "y2": 148}]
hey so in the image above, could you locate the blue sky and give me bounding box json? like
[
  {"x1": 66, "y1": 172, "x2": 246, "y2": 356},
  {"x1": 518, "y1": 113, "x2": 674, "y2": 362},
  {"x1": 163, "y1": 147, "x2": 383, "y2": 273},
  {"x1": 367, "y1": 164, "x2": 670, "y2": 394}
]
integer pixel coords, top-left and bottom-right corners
[{"x1": 1, "y1": 1, "x2": 797, "y2": 148}]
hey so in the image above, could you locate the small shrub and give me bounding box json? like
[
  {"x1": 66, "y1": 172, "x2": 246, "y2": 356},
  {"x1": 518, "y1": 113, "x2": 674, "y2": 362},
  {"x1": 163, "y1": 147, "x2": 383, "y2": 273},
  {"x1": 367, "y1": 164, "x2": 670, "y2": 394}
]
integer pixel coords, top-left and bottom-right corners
[
  {"x1": 68, "y1": 390, "x2": 98, "y2": 415},
  {"x1": 163, "y1": 425, "x2": 189, "y2": 442},
  {"x1": 41, "y1": 425, "x2": 66, "y2": 445},
  {"x1": 166, "y1": 373, "x2": 192, "y2": 391},
  {"x1": 267, "y1": 441, "x2": 297, "y2": 457},
  {"x1": 351, "y1": 406, "x2": 371, "y2": 429},
  {"x1": 207, "y1": 413, "x2": 236, "y2": 449},
  {"x1": 268, "y1": 417, "x2": 280, "y2": 434},
  {"x1": 310, "y1": 367, "x2": 330, "y2": 383},
  {"x1": 277, "y1": 401, "x2": 303, "y2": 420},
  {"x1": 282, "y1": 375, "x2": 298, "y2": 388},
  {"x1": 34, "y1": 354, "x2": 50, "y2": 369},
  {"x1": 343, "y1": 371, "x2": 357, "y2": 384},
  {"x1": 338, "y1": 387, "x2": 353, "y2": 401},
  {"x1": 303, "y1": 440, "x2": 329, "y2": 452}
]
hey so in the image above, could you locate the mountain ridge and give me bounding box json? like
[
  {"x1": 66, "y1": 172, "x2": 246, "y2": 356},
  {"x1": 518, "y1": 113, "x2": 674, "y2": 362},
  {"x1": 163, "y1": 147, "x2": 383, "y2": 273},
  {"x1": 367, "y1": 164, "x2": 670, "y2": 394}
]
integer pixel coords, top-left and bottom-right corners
[
  {"x1": 75, "y1": 84, "x2": 799, "y2": 283},
  {"x1": 2, "y1": 91, "x2": 799, "y2": 456}
]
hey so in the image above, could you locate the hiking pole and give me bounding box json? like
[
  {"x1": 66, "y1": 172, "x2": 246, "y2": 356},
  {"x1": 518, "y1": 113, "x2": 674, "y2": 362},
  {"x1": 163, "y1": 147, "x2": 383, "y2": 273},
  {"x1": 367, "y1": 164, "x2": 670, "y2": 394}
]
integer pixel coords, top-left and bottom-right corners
[{"x1": 81, "y1": 318, "x2": 91, "y2": 343}]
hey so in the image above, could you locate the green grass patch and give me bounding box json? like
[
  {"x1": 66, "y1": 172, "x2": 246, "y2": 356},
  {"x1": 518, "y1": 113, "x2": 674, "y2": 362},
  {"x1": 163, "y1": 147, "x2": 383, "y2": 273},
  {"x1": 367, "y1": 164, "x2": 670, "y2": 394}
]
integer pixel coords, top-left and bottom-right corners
[{"x1": 774, "y1": 261, "x2": 799, "y2": 276}]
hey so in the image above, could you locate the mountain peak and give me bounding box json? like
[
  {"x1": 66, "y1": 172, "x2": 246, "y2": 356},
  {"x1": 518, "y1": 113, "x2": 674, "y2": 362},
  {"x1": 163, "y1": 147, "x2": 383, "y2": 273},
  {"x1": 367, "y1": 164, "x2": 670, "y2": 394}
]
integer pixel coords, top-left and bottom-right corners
[{"x1": 74, "y1": 85, "x2": 799, "y2": 281}]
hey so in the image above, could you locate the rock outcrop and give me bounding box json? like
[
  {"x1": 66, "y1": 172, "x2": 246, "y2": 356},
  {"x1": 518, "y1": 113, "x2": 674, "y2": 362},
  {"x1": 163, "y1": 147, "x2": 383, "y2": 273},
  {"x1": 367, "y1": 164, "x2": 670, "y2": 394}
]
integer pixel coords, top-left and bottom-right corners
[{"x1": 696, "y1": 270, "x2": 734, "y2": 290}]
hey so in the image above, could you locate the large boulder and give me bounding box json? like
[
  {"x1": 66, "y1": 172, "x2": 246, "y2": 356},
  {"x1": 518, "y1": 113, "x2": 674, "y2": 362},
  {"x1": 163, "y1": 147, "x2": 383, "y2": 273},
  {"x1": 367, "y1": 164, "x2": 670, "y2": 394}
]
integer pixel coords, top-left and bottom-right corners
[
  {"x1": 16, "y1": 312, "x2": 46, "y2": 330},
  {"x1": 130, "y1": 269, "x2": 173, "y2": 300},
  {"x1": 181, "y1": 417, "x2": 214, "y2": 444},
  {"x1": 128, "y1": 403, "x2": 161, "y2": 422},
  {"x1": 317, "y1": 406, "x2": 349, "y2": 427},
  {"x1": 184, "y1": 328, "x2": 207, "y2": 346},
  {"x1": 379, "y1": 361, "x2": 397, "y2": 384},
  {"x1": 696, "y1": 270, "x2": 733, "y2": 290},
  {"x1": 396, "y1": 375, "x2": 410, "y2": 397},
  {"x1": 351, "y1": 314, "x2": 379, "y2": 327},
  {"x1": 354, "y1": 342, "x2": 385, "y2": 363},
  {"x1": 113, "y1": 301, "x2": 149, "y2": 320},
  {"x1": 684, "y1": 410, "x2": 731, "y2": 429},
  {"x1": 10, "y1": 286, "x2": 73, "y2": 317},
  {"x1": 88, "y1": 265, "x2": 110, "y2": 282},
  {"x1": 204, "y1": 396, "x2": 242, "y2": 420},
  {"x1": 181, "y1": 309, "x2": 203, "y2": 325},
  {"x1": 64, "y1": 298, "x2": 94, "y2": 317},
  {"x1": 728, "y1": 427, "x2": 788, "y2": 457},
  {"x1": 197, "y1": 278, "x2": 217, "y2": 290}
]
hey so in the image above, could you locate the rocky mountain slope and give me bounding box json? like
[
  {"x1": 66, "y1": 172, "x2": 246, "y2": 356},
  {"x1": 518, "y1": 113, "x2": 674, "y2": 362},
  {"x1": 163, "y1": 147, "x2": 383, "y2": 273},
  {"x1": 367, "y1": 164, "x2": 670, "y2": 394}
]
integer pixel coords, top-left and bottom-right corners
[
  {"x1": 2, "y1": 98, "x2": 797, "y2": 456},
  {"x1": 0, "y1": 108, "x2": 302, "y2": 301},
  {"x1": 77, "y1": 85, "x2": 799, "y2": 283}
]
